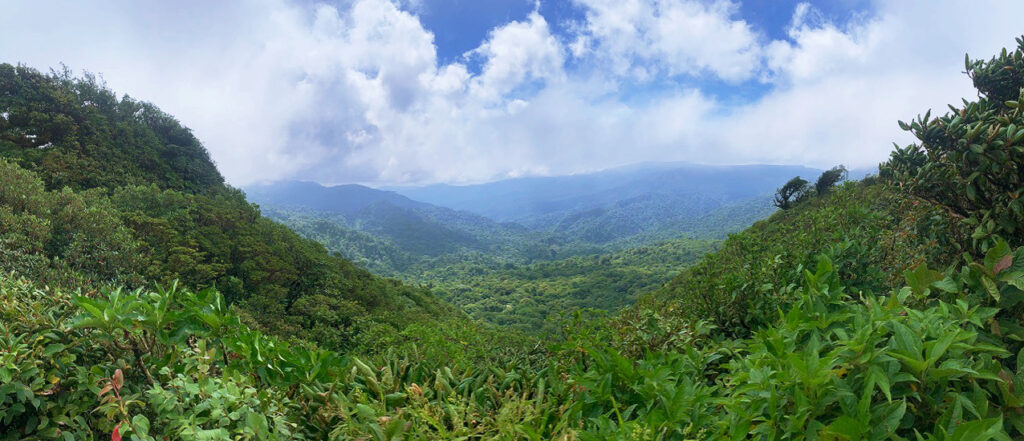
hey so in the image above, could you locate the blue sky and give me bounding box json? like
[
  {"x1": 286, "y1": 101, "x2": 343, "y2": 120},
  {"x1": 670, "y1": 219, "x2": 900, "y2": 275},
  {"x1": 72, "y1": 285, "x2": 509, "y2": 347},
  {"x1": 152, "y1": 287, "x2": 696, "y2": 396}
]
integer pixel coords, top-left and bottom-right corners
[
  {"x1": 414, "y1": 0, "x2": 871, "y2": 102},
  {"x1": 2, "y1": 0, "x2": 1023, "y2": 185},
  {"x1": 418, "y1": 0, "x2": 870, "y2": 64}
]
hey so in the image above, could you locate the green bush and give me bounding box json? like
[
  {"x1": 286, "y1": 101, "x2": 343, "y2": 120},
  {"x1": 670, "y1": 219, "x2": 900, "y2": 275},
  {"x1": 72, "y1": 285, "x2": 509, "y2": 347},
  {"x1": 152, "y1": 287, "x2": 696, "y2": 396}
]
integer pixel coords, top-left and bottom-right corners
[{"x1": 883, "y1": 36, "x2": 1024, "y2": 253}]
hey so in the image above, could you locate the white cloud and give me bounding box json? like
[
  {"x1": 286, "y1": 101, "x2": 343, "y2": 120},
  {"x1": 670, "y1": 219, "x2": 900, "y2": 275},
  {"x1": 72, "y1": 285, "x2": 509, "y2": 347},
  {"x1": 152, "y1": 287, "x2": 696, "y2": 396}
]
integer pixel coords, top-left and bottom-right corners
[
  {"x1": 765, "y1": 4, "x2": 872, "y2": 84},
  {"x1": 722, "y1": 1, "x2": 1024, "y2": 169},
  {"x1": 569, "y1": 0, "x2": 763, "y2": 82},
  {"x1": 468, "y1": 12, "x2": 565, "y2": 103},
  {"x1": 2, "y1": 0, "x2": 1024, "y2": 185}
]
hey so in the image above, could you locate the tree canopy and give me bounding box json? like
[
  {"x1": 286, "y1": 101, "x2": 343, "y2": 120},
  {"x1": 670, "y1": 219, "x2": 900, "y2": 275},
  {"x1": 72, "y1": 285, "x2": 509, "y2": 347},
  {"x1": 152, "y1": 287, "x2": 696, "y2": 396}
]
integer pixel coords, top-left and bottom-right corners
[
  {"x1": 773, "y1": 175, "x2": 809, "y2": 209},
  {"x1": 0, "y1": 64, "x2": 223, "y2": 193},
  {"x1": 814, "y1": 165, "x2": 848, "y2": 195}
]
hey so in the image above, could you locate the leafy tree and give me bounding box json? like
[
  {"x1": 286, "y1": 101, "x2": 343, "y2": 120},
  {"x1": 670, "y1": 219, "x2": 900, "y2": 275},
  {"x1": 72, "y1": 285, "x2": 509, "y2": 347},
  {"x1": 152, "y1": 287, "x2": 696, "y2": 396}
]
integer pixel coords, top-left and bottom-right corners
[
  {"x1": 773, "y1": 176, "x2": 809, "y2": 209},
  {"x1": 814, "y1": 165, "x2": 848, "y2": 195}
]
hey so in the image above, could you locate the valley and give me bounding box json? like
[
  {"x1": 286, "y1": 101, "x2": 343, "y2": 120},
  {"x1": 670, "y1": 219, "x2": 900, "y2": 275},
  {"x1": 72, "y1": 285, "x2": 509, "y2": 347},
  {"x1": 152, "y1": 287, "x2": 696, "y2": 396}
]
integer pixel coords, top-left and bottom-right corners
[{"x1": 244, "y1": 165, "x2": 791, "y2": 330}]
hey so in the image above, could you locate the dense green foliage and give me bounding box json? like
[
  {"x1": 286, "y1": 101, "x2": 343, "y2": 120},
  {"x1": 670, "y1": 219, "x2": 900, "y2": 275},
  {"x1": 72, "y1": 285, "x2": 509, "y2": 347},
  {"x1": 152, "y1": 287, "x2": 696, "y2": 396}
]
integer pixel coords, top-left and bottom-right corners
[
  {"x1": 0, "y1": 65, "x2": 463, "y2": 353},
  {"x1": 4, "y1": 239, "x2": 1024, "y2": 439},
  {"x1": 0, "y1": 158, "x2": 457, "y2": 353},
  {"x1": 0, "y1": 64, "x2": 223, "y2": 193},
  {"x1": 0, "y1": 277, "x2": 537, "y2": 440},
  {"x1": 884, "y1": 37, "x2": 1024, "y2": 253},
  {"x1": 412, "y1": 238, "x2": 718, "y2": 333},
  {"x1": 269, "y1": 204, "x2": 719, "y2": 333},
  {"x1": 646, "y1": 181, "x2": 964, "y2": 335},
  {"x1": 7, "y1": 37, "x2": 1024, "y2": 440}
]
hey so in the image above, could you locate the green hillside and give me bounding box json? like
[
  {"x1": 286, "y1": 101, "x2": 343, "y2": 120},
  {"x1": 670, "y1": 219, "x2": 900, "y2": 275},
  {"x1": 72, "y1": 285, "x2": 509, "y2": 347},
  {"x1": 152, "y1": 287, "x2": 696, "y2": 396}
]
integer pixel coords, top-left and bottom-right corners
[
  {"x1": 0, "y1": 65, "x2": 223, "y2": 193},
  {"x1": 633, "y1": 180, "x2": 963, "y2": 335},
  {"x1": 263, "y1": 203, "x2": 722, "y2": 333},
  {"x1": 247, "y1": 181, "x2": 589, "y2": 274},
  {"x1": 0, "y1": 64, "x2": 465, "y2": 353},
  {"x1": 411, "y1": 237, "x2": 719, "y2": 333},
  {"x1": 250, "y1": 177, "x2": 777, "y2": 273},
  {"x1": 5, "y1": 37, "x2": 1024, "y2": 440},
  {"x1": 254, "y1": 183, "x2": 766, "y2": 333},
  {"x1": 261, "y1": 205, "x2": 574, "y2": 275}
]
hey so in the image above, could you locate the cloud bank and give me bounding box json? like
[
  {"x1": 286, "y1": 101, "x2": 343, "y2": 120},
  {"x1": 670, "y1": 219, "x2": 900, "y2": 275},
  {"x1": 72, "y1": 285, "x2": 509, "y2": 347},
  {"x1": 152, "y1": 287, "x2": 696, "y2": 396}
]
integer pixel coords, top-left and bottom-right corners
[{"x1": 1, "y1": 0, "x2": 1022, "y2": 185}]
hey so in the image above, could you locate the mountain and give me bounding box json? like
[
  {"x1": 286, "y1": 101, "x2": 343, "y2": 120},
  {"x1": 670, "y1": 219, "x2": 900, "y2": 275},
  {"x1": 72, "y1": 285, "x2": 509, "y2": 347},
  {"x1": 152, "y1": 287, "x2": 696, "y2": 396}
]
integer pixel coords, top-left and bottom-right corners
[
  {"x1": 244, "y1": 173, "x2": 782, "y2": 331},
  {"x1": 247, "y1": 172, "x2": 781, "y2": 276},
  {"x1": 245, "y1": 181, "x2": 575, "y2": 273},
  {"x1": 524, "y1": 193, "x2": 776, "y2": 245},
  {"x1": 388, "y1": 162, "x2": 820, "y2": 221},
  {"x1": 0, "y1": 63, "x2": 463, "y2": 354},
  {"x1": 246, "y1": 180, "x2": 427, "y2": 215},
  {"x1": 388, "y1": 162, "x2": 817, "y2": 244}
]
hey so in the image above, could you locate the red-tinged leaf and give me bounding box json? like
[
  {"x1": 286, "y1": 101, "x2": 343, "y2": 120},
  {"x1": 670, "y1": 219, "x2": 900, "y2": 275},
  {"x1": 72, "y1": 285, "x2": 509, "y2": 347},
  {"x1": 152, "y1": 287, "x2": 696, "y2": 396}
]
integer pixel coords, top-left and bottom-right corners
[
  {"x1": 113, "y1": 369, "x2": 123, "y2": 391},
  {"x1": 98, "y1": 384, "x2": 113, "y2": 397},
  {"x1": 112, "y1": 422, "x2": 122, "y2": 441},
  {"x1": 995, "y1": 254, "x2": 1013, "y2": 275}
]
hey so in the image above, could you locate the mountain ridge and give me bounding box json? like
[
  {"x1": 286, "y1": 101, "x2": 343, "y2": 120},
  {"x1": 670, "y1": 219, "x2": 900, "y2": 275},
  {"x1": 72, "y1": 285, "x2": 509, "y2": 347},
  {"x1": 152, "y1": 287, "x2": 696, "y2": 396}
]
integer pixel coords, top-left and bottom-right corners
[
  {"x1": 244, "y1": 166, "x2": 789, "y2": 273},
  {"x1": 384, "y1": 162, "x2": 821, "y2": 221}
]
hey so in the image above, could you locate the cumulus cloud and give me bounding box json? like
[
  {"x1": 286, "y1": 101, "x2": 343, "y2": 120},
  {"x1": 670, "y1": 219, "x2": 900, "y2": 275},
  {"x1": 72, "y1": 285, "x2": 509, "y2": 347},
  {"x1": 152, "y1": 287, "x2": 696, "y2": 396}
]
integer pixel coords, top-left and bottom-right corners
[
  {"x1": 2, "y1": 0, "x2": 1023, "y2": 185},
  {"x1": 721, "y1": 0, "x2": 1022, "y2": 168},
  {"x1": 469, "y1": 11, "x2": 565, "y2": 103},
  {"x1": 569, "y1": 0, "x2": 762, "y2": 82}
]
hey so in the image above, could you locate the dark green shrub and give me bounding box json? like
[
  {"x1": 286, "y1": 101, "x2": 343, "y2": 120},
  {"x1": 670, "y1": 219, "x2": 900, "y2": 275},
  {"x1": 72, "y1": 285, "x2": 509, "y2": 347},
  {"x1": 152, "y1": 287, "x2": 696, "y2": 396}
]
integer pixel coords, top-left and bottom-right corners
[{"x1": 883, "y1": 36, "x2": 1024, "y2": 253}]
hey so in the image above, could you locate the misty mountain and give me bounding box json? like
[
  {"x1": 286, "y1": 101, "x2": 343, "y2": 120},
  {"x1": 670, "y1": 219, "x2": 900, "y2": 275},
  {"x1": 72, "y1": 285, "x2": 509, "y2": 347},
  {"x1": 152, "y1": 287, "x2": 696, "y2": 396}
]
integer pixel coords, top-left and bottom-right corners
[
  {"x1": 245, "y1": 181, "x2": 428, "y2": 215},
  {"x1": 246, "y1": 163, "x2": 809, "y2": 273},
  {"x1": 387, "y1": 162, "x2": 818, "y2": 244},
  {"x1": 388, "y1": 163, "x2": 819, "y2": 220},
  {"x1": 245, "y1": 181, "x2": 567, "y2": 270}
]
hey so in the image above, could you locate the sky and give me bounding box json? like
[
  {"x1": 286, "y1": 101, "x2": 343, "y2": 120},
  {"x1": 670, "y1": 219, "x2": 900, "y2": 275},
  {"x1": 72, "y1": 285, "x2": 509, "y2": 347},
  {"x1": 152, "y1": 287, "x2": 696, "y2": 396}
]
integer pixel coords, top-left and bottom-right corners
[{"x1": 1, "y1": 0, "x2": 1023, "y2": 186}]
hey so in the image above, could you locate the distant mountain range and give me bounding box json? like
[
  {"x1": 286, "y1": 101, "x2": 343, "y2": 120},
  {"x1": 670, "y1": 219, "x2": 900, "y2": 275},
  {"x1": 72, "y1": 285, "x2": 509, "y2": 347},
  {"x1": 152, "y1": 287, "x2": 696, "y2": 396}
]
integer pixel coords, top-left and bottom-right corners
[
  {"x1": 246, "y1": 181, "x2": 426, "y2": 215},
  {"x1": 245, "y1": 162, "x2": 830, "y2": 273},
  {"x1": 245, "y1": 181, "x2": 556, "y2": 263},
  {"x1": 385, "y1": 163, "x2": 819, "y2": 245},
  {"x1": 385, "y1": 163, "x2": 821, "y2": 222}
]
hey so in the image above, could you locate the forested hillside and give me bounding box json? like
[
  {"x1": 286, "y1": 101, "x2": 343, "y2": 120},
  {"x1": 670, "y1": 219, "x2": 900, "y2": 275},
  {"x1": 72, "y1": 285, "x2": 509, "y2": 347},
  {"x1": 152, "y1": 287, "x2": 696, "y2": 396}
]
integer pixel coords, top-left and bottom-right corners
[
  {"x1": 413, "y1": 237, "x2": 719, "y2": 333},
  {"x1": 5, "y1": 37, "x2": 1024, "y2": 440},
  {"x1": 247, "y1": 181, "x2": 571, "y2": 272},
  {"x1": 247, "y1": 177, "x2": 769, "y2": 271},
  {"x1": 248, "y1": 182, "x2": 732, "y2": 331},
  {"x1": 249, "y1": 178, "x2": 773, "y2": 331},
  {"x1": 389, "y1": 163, "x2": 795, "y2": 245},
  {"x1": 0, "y1": 64, "x2": 466, "y2": 353},
  {"x1": 0, "y1": 65, "x2": 223, "y2": 193}
]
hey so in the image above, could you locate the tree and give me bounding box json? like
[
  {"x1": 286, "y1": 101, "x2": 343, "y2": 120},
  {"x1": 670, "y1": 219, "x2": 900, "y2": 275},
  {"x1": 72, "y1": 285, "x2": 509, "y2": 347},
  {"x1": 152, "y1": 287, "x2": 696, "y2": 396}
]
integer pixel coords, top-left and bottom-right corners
[
  {"x1": 774, "y1": 176, "x2": 810, "y2": 210},
  {"x1": 881, "y1": 36, "x2": 1024, "y2": 250},
  {"x1": 814, "y1": 165, "x2": 848, "y2": 196}
]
